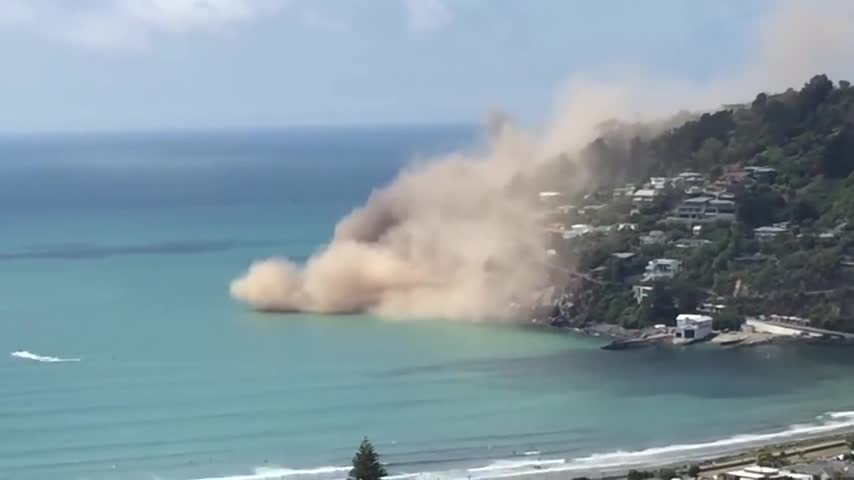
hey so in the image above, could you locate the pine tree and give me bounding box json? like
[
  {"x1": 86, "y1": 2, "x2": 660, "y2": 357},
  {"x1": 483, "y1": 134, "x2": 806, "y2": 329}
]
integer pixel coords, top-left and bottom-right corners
[{"x1": 348, "y1": 437, "x2": 387, "y2": 480}]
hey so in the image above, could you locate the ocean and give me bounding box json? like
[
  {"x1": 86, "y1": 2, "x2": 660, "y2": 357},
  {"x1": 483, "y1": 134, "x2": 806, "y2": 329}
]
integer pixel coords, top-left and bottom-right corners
[{"x1": 1, "y1": 126, "x2": 854, "y2": 480}]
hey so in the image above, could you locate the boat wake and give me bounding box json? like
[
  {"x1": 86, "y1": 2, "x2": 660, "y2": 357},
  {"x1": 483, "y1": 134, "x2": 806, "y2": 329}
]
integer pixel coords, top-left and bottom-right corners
[
  {"x1": 189, "y1": 410, "x2": 854, "y2": 480},
  {"x1": 10, "y1": 350, "x2": 81, "y2": 363}
]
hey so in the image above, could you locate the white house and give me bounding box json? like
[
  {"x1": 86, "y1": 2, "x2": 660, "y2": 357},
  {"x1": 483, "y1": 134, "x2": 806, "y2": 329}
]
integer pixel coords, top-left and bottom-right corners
[
  {"x1": 649, "y1": 177, "x2": 670, "y2": 189},
  {"x1": 538, "y1": 191, "x2": 562, "y2": 206},
  {"x1": 632, "y1": 189, "x2": 660, "y2": 204},
  {"x1": 675, "y1": 314, "x2": 714, "y2": 341},
  {"x1": 754, "y1": 225, "x2": 788, "y2": 241},
  {"x1": 722, "y1": 465, "x2": 814, "y2": 480},
  {"x1": 675, "y1": 238, "x2": 711, "y2": 249},
  {"x1": 643, "y1": 258, "x2": 682, "y2": 281},
  {"x1": 677, "y1": 172, "x2": 705, "y2": 185}
]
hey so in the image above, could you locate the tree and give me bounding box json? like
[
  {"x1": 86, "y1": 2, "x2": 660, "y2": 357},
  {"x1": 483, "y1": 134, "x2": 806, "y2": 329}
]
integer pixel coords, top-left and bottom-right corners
[
  {"x1": 672, "y1": 281, "x2": 702, "y2": 313},
  {"x1": 713, "y1": 310, "x2": 743, "y2": 331},
  {"x1": 640, "y1": 283, "x2": 679, "y2": 326},
  {"x1": 787, "y1": 198, "x2": 819, "y2": 224},
  {"x1": 658, "y1": 467, "x2": 678, "y2": 480},
  {"x1": 695, "y1": 137, "x2": 725, "y2": 168},
  {"x1": 687, "y1": 464, "x2": 701, "y2": 478},
  {"x1": 349, "y1": 438, "x2": 387, "y2": 480},
  {"x1": 627, "y1": 469, "x2": 653, "y2": 480},
  {"x1": 798, "y1": 74, "x2": 833, "y2": 119},
  {"x1": 821, "y1": 123, "x2": 854, "y2": 178},
  {"x1": 756, "y1": 449, "x2": 788, "y2": 468},
  {"x1": 738, "y1": 188, "x2": 786, "y2": 228},
  {"x1": 752, "y1": 92, "x2": 768, "y2": 113}
]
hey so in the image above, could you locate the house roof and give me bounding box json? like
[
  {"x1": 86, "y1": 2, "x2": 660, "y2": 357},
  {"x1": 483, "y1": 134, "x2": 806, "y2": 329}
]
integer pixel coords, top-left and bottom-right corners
[
  {"x1": 683, "y1": 196, "x2": 714, "y2": 204},
  {"x1": 650, "y1": 258, "x2": 681, "y2": 265},
  {"x1": 725, "y1": 470, "x2": 771, "y2": 479},
  {"x1": 745, "y1": 166, "x2": 777, "y2": 173},
  {"x1": 633, "y1": 189, "x2": 659, "y2": 197},
  {"x1": 677, "y1": 314, "x2": 713, "y2": 323},
  {"x1": 754, "y1": 226, "x2": 787, "y2": 233}
]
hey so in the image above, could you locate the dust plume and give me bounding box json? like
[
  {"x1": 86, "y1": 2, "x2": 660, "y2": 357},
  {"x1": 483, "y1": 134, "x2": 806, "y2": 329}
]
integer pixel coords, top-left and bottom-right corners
[
  {"x1": 230, "y1": 124, "x2": 571, "y2": 320},
  {"x1": 231, "y1": 0, "x2": 854, "y2": 321}
]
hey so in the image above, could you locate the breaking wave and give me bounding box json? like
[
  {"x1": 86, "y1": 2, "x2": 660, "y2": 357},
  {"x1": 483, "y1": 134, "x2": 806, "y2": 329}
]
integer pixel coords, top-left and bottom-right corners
[
  {"x1": 191, "y1": 466, "x2": 352, "y2": 480},
  {"x1": 467, "y1": 459, "x2": 566, "y2": 473},
  {"x1": 10, "y1": 351, "x2": 81, "y2": 363}
]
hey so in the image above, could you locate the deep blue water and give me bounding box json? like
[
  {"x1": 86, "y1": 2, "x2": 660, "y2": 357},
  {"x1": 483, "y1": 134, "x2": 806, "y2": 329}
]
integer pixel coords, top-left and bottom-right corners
[{"x1": 1, "y1": 127, "x2": 854, "y2": 480}]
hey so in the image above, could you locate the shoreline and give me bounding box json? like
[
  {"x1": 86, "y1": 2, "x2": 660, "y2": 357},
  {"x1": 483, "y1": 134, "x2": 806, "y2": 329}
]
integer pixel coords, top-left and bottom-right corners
[
  {"x1": 192, "y1": 425, "x2": 854, "y2": 480},
  {"x1": 477, "y1": 426, "x2": 854, "y2": 480}
]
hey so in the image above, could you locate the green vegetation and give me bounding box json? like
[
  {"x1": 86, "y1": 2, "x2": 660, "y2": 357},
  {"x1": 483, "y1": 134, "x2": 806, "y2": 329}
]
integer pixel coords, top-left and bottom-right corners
[
  {"x1": 626, "y1": 469, "x2": 655, "y2": 480},
  {"x1": 712, "y1": 310, "x2": 744, "y2": 331},
  {"x1": 687, "y1": 464, "x2": 701, "y2": 478},
  {"x1": 348, "y1": 438, "x2": 387, "y2": 480},
  {"x1": 756, "y1": 449, "x2": 789, "y2": 468},
  {"x1": 555, "y1": 74, "x2": 854, "y2": 332},
  {"x1": 657, "y1": 467, "x2": 678, "y2": 480}
]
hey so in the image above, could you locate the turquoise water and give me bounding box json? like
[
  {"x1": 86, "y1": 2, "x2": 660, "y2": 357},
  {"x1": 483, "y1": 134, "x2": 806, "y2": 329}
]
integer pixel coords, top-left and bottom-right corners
[{"x1": 1, "y1": 128, "x2": 854, "y2": 480}]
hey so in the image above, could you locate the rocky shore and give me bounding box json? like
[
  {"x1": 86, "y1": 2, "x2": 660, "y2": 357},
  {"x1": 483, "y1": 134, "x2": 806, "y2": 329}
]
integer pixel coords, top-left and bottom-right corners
[{"x1": 530, "y1": 317, "x2": 812, "y2": 351}]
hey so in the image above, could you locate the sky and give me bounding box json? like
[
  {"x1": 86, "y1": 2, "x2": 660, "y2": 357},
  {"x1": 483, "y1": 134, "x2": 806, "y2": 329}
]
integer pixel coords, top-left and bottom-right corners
[{"x1": 0, "y1": 0, "x2": 800, "y2": 133}]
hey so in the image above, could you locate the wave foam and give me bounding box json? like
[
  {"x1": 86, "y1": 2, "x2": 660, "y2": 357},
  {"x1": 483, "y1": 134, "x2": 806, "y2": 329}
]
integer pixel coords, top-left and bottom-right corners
[
  {"x1": 467, "y1": 459, "x2": 565, "y2": 473},
  {"x1": 10, "y1": 351, "x2": 80, "y2": 363},
  {"x1": 192, "y1": 466, "x2": 351, "y2": 480}
]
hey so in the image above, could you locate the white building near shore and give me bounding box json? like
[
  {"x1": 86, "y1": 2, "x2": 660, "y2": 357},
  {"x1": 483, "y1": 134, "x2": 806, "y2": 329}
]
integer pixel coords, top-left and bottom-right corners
[
  {"x1": 722, "y1": 465, "x2": 814, "y2": 480},
  {"x1": 675, "y1": 314, "x2": 713, "y2": 341}
]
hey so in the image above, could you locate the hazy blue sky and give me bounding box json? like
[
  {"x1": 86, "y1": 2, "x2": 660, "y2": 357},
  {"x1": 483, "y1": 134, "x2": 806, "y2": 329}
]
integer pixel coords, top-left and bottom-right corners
[{"x1": 0, "y1": 0, "x2": 778, "y2": 132}]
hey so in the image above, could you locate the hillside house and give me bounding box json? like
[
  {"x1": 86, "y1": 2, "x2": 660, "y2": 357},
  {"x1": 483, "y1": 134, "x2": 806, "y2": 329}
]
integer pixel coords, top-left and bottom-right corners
[
  {"x1": 632, "y1": 189, "x2": 661, "y2": 204},
  {"x1": 675, "y1": 238, "x2": 712, "y2": 249},
  {"x1": 671, "y1": 196, "x2": 736, "y2": 222},
  {"x1": 650, "y1": 177, "x2": 670, "y2": 189},
  {"x1": 643, "y1": 258, "x2": 682, "y2": 281},
  {"x1": 676, "y1": 171, "x2": 705, "y2": 185},
  {"x1": 754, "y1": 224, "x2": 788, "y2": 241},
  {"x1": 744, "y1": 166, "x2": 778, "y2": 183}
]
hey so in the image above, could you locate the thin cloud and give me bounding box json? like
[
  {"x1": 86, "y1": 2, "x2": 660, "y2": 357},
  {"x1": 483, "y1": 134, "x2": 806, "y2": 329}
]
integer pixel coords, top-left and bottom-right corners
[
  {"x1": 0, "y1": 0, "x2": 288, "y2": 52},
  {"x1": 0, "y1": 0, "x2": 37, "y2": 25},
  {"x1": 404, "y1": 0, "x2": 452, "y2": 32}
]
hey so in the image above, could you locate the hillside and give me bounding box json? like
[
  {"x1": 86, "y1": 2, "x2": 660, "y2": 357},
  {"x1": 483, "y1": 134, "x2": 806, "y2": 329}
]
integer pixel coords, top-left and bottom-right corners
[{"x1": 543, "y1": 74, "x2": 854, "y2": 333}]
